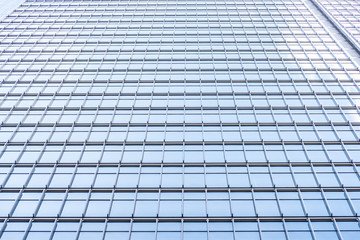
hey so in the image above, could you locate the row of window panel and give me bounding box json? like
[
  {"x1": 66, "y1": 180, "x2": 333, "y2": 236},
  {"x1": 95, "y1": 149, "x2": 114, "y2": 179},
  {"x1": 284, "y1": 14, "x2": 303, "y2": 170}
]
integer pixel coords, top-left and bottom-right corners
[
  {"x1": 0, "y1": 69, "x2": 355, "y2": 79},
  {"x1": 0, "y1": 35, "x2": 340, "y2": 45},
  {"x1": 0, "y1": 50, "x2": 350, "y2": 62},
  {"x1": 0, "y1": 31, "x2": 337, "y2": 40},
  {"x1": 0, "y1": 31, "x2": 334, "y2": 40},
  {"x1": 3, "y1": 164, "x2": 359, "y2": 173},
  {"x1": 0, "y1": 35, "x2": 340, "y2": 49},
  {"x1": 1, "y1": 81, "x2": 358, "y2": 94},
  {"x1": 2, "y1": 62, "x2": 355, "y2": 72},
  {"x1": 1, "y1": 144, "x2": 358, "y2": 163},
  {"x1": 0, "y1": 39, "x2": 342, "y2": 50},
  {"x1": 1, "y1": 124, "x2": 359, "y2": 142},
  {"x1": 1, "y1": 70, "x2": 358, "y2": 82},
  {"x1": 0, "y1": 28, "x2": 334, "y2": 38},
  {"x1": 1, "y1": 94, "x2": 359, "y2": 108},
  {"x1": 0, "y1": 19, "x2": 327, "y2": 27},
  {"x1": 3, "y1": 219, "x2": 360, "y2": 232},
  {"x1": 10, "y1": 5, "x2": 317, "y2": 11},
  {"x1": 11, "y1": 5, "x2": 316, "y2": 12},
  {"x1": 1, "y1": 220, "x2": 359, "y2": 240},
  {"x1": 1, "y1": 190, "x2": 360, "y2": 217},
  {"x1": 0, "y1": 43, "x2": 342, "y2": 53},
  {"x1": 2, "y1": 13, "x2": 319, "y2": 19},
  {"x1": 0, "y1": 82, "x2": 356, "y2": 93},
  {"x1": 3, "y1": 13, "x2": 324, "y2": 19},
  {"x1": 0, "y1": 18, "x2": 325, "y2": 23},
  {"x1": 0, "y1": 39, "x2": 338, "y2": 45},
  {"x1": 0, "y1": 59, "x2": 354, "y2": 71},
  {"x1": 2, "y1": 109, "x2": 360, "y2": 124},
  {"x1": 2, "y1": 165, "x2": 360, "y2": 188},
  {"x1": 2, "y1": 82, "x2": 356, "y2": 92},
  {"x1": 18, "y1": 0, "x2": 316, "y2": 6},
  {"x1": 3, "y1": 189, "x2": 360, "y2": 200},
  {"x1": 14, "y1": 5, "x2": 312, "y2": 11},
  {"x1": 2, "y1": 61, "x2": 354, "y2": 72},
  {"x1": 0, "y1": 41, "x2": 342, "y2": 50}
]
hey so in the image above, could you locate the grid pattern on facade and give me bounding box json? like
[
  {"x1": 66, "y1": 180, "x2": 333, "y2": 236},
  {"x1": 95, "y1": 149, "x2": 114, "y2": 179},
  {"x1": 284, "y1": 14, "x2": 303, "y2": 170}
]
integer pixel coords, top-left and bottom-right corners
[
  {"x1": 0, "y1": 0, "x2": 360, "y2": 239},
  {"x1": 316, "y1": 0, "x2": 360, "y2": 50}
]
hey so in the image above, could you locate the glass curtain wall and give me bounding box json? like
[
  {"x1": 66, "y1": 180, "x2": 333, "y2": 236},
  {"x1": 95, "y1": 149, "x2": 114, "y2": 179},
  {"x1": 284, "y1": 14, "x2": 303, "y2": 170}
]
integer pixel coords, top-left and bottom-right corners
[{"x1": 0, "y1": 0, "x2": 360, "y2": 239}]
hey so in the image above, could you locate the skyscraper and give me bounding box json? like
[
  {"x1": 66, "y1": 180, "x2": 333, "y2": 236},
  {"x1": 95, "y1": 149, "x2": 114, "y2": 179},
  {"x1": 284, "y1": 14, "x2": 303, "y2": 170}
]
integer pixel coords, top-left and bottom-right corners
[{"x1": 0, "y1": 0, "x2": 360, "y2": 239}]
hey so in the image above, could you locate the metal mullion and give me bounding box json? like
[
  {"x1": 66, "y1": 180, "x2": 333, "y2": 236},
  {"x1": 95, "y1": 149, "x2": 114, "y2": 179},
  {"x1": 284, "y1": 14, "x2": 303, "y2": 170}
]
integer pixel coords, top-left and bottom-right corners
[
  {"x1": 46, "y1": 218, "x2": 58, "y2": 240},
  {"x1": 74, "y1": 218, "x2": 85, "y2": 240},
  {"x1": 105, "y1": 93, "x2": 121, "y2": 125},
  {"x1": 100, "y1": 217, "x2": 109, "y2": 240},
  {"x1": 80, "y1": 189, "x2": 92, "y2": 221},
  {"x1": 202, "y1": 142, "x2": 207, "y2": 189},
  {"x1": 112, "y1": 150, "x2": 124, "y2": 189},
  {"x1": 30, "y1": 187, "x2": 47, "y2": 219},
  {"x1": 227, "y1": 184, "x2": 234, "y2": 218},
  {"x1": 13, "y1": 91, "x2": 31, "y2": 109},
  {"x1": 22, "y1": 160, "x2": 42, "y2": 189},
  {"x1": 180, "y1": 213, "x2": 184, "y2": 239},
  {"x1": 303, "y1": 217, "x2": 317, "y2": 240},
  {"x1": 273, "y1": 189, "x2": 285, "y2": 228},
  {"x1": 281, "y1": 215, "x2": 291, "y2": 240},
  {"x1": 158, "y1": 157, "x2": 164, "y2": 188},
  {"x1": 126, "y1": 218, "x2": 134, "y2": 240},
  {"x1": 342, "y1": 187, "x2": 359, "y2": 217},
  {"x1": 27, "y1": 121, "x2": 44, "y2": 144},
  {"x1": 155, "y1": 188, "x2": 161, "y2": 219},
  {"x1": 296, "y1": 182, "x2": 310, "y2": 217},
  {"x1": 65, "y1": 157, "x2": 79, "y2": 189},
  {"x1": 204, "y1": 189, "x2": 209, "y2": 232},
  {"x1": 105, "y1": 189, "x2": 116, "y2": 220},
  {"x1": 309, "y1": 162, "x2": 322, "y2": 189},
  {"x1": 90, "y1": 162, "x2": 101, "y2": 189},
  {"x1": 310, "y1": 120, "x2": 324, "y2": 143},
  {"x1": 264, "y1": 91, "x2": 272, "y2": 110},
  {"x1": 319, "y1": 187, "x2": 334, "y2": 217},
  {"x1": 206, "y1": 218, "x2": 210, "y2": 240},
  {"x1": 256, "y1": 217, "x2": 264, "y2": 240},
  {"x1": 145, "y1": 86, "x2": 154, "y2": 127},
  {"x1": 266, "y1": 157, "x2": 276, "y2": 188},
  {"x1": 7, "y1": 188, "x2": 25, "y2": 218},
  {"x1": 79, "y1": 118, "x2": 93, "y2": 144},
  {"x1": 249, "y1": 187, "x2": 259, "y2": 221},
  {"x1": 131, "y1": 188, "x2": 139, "y2": 220},
  {"x1": 230, "y1": 218, "x2": 236, "y2": 240},
  {"x1": 153, "y1": 217, "x2": 159, "y2": 240},
  {"x1": 1, "y1": 163, "x2": 17, "y2": 192},
  {"x1": 65, "y1": 95, "x2": 83, "y2": 123},
  {"x1": 44, "y1": 160, "x2": 60, "y2": 188},
  {"x1": 10, "y1": 140, "x2": 29, "y2": 166},
  {"x1": 20, "y1": 218, "x2": 33, "y2": 240},
  {"x1": 288, "y1": 117, "x2": 303, "y2": 144},
  {"x1": 331, "y1": 217, "x2": 346, "y2": 240},
  {"x1": 266, "y1": 104, "x2": 277, "y2": 124}
]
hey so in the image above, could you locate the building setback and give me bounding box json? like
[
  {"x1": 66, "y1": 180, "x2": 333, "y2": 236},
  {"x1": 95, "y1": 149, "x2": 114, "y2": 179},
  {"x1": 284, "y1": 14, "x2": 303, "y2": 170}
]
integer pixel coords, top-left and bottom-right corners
[{"x1": 0, "y1": 0, "x2": 360, "y2": 239}]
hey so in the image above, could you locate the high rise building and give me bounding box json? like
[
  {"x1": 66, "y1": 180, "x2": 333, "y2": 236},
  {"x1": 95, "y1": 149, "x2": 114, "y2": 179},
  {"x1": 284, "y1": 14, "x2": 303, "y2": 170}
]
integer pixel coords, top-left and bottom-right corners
[{"x1": 0, "y1": 0, "x2": 360, "y2": 239}]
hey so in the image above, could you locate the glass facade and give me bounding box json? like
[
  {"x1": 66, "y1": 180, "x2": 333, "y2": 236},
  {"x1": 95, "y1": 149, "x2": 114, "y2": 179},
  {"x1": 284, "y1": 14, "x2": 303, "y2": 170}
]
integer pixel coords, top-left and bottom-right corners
[
  {"x1": 315, "y1": 0, "x2": 360, "y2": 50},
  {"x1": 0, "y1": 0, "x2": 360, "y2": 239}
]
